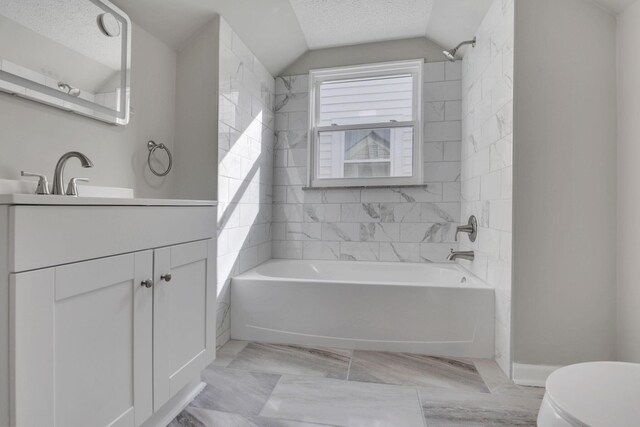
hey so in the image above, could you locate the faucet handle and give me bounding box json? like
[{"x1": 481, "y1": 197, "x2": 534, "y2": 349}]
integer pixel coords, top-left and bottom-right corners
[
  {"x1": 455, "y1": 215, "x2": 478, "y2": 242},
  {"x1": 21, "y1": 171, "x2": 50, "y2": 195},
  {"x1": 65, "y1": 177, "x2": 89, "y2": 197}
]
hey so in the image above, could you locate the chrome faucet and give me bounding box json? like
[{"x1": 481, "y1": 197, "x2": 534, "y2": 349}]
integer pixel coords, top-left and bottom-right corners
[
  {"x1": 447, "y1": 249, "x2": 475, "y2": 261},
  {"x1": 51, "y1": 151, "x2": 93, "y2": 195}
]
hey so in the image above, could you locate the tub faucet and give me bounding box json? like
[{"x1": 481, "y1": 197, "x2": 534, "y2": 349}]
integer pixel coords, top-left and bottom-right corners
[
  {"x1": 52, "y1": 151, "x2": 94, "y2": 195},
  {"x1": 447, "y1": 249, "x2": 475, "y2": 261}
]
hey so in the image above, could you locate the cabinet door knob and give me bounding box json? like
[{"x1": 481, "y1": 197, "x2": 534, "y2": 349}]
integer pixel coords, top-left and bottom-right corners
[
  {"x1": 161, "y1": 273, "x2": 172, "y2": 282},
  {"x1": 141, "y1": 279, "x2": 153, "y2": 288}
]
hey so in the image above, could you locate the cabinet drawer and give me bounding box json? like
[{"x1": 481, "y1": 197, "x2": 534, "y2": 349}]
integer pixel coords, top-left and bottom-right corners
[{"x1": 9, "y1": 205, "x2": 216, "y2": 272}]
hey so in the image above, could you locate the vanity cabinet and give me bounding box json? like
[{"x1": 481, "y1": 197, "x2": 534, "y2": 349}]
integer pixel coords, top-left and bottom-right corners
[
  {"x1": 11, "y1": 252, "x2": 154, "y2": 427},
  {"x1": 0, "y1": 199, "x2": 217, "y2": 427},
  {"x1": 153, "y1": 241, "x2": 215, "y2": 412}
]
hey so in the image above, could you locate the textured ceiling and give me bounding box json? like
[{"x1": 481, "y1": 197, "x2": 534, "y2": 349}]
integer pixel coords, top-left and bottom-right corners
[
  {"x1": 110, "y1": 0, "x2": 308, "y2": 76},
  {"x1": 1, "y1": 0, "x2": 122, "y2": 70},
  {"x1": 110, "y1": 0, "x2": 504, "y2": 75},
  {"x1": 289, "y1": 0, "x2": 434, "y2": 49}
]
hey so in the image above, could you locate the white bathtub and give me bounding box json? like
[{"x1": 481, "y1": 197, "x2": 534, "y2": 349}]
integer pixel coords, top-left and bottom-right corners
[{"x1": 230, "y1": 259, "x2": 494, "y2": 358}]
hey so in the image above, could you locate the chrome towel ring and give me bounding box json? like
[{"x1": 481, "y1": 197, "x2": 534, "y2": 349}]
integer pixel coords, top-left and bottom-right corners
[{"x1": 147, "y1": 140, "x2": 172, "y2": 177}]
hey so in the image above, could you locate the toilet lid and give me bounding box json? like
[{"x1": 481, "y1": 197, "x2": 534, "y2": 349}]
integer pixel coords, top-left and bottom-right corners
[{"x1": 545, "y1": 362, "x2": 640, "y2": 426}]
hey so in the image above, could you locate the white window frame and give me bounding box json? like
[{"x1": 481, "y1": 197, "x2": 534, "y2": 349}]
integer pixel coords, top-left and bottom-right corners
[{"x1": 307, "y1": 59, "x2": 424, "y2": 188}]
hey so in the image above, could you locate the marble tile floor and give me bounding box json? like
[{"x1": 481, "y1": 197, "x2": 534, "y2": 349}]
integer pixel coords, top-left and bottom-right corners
[{"x1": 169, "y1": 341, "x2": 543, "y2": 427}]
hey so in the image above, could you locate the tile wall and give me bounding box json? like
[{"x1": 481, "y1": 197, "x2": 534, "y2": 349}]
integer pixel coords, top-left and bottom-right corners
[
  {"x1": 271, "y1": 62, "x2": 463, "y2": 262},
  {"x1": 215, "y1": 8, "x2": 513, "y2": 369},
  {"x1": 216, "y1": 18, "x2": 276, "y2": 345},
  {"x1": 459, "y1": 0, "x2": 514, "y2": 374}
]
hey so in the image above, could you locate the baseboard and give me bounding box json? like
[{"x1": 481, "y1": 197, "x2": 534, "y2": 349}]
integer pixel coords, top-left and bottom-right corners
[
  {"x1": 512, "y1": 363, "x2": 563, "y2": 387},
  {"x1": 140, "y1": 379, "x2": 205, "y2": 427}
]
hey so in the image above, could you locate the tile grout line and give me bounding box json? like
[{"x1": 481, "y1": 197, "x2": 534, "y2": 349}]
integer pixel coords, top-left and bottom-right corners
[
  {"x1": 345, "y1": 349, "x2": 354, "y2": 380},
  {"x1": 415, "y1": 386, "x2": 428, "y2": 427},
  {"x1": 173, "y1": 342, "x2": 542, "y2": 426},
  {"x1": 256, "y1": 374, "x2": 284, "y2": 418}
]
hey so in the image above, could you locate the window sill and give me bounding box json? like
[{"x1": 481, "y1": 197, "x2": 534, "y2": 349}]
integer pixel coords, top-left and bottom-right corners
[{"x1": 302, "y1": 183, "x2": 430, "y2": 190}]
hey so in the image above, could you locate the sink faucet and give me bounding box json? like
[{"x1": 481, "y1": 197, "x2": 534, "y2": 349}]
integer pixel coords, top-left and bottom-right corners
[
  {"x1": 447, "y1": 249, "x2": 475, "y2": 261},
  {"x1": 51, "y1": 151, "x2": 93, "y2": 195}
]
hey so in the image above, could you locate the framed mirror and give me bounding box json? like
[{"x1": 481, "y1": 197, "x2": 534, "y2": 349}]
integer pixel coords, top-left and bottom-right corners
[{"x1": 0, "y1": 0, "x2": 131, "y2": 125}]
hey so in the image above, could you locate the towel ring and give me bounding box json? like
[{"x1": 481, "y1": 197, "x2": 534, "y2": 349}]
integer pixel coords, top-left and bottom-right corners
[{"x1": 147, "y1": 140, "x2": 172, "y2": 177}]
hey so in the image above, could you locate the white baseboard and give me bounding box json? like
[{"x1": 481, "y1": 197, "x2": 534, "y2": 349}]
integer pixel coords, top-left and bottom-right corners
[{"x1": 512, "y1": 363, "x2": 563, "y2": 387}]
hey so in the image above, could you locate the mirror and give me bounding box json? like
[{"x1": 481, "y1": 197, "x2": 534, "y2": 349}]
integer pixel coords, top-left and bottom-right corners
[{"x1": 0, "y1": 0, "x2": 131, "y2": 125}]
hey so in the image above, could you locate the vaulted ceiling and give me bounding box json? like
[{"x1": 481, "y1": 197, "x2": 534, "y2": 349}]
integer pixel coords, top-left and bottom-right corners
[
  {"x1": 288, "y1": 0, "x2": 435, "y2": 49},
  {"x1": 111, "y1": 0, "x2": 496, "y2": 75},
  {"x1": 110, "y1": 0, "x2": 308, "y2": 76},
  {"x1": 112, "y1": 0, "x2": 632, "y2": 76}
]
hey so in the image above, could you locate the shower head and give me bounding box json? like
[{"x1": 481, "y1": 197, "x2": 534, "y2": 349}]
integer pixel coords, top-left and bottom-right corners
[
  {"x1": 442, "y1": 50, "x2": 457, "y2": 62},
  {"x1": 442, "y1": 37, "x2": 477, "y2": 62}
]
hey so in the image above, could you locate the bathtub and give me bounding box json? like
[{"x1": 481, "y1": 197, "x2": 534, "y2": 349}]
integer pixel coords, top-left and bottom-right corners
[{"x1": 230, "y1": 259, "x2": 494, "y2": 358}]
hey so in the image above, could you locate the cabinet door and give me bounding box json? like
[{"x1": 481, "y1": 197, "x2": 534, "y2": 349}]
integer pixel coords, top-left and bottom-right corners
[
  {"x1": 10, "y1": 252, "x2": 153, "y2": 427},
  {"x1": 153, "y1": 240, "x2": 216, "y2": 410}
]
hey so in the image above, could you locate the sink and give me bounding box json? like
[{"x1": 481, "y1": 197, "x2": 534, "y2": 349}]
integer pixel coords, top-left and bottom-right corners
[
  {"x1": 0, "y1": 179, "x2": 215, "y2": 206},
  {"x1": 0, "y1": 177, "x2": 133, "y2": 197}
]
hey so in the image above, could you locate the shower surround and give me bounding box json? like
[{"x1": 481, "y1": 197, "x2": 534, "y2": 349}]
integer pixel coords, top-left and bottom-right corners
[
  {"x1": 272, "y1": 62, "x2": 463, "y2": 262},
  {"x1": 216, "y1": 17, "x2": 276, "y2": 345},
  {"x1": 459, "y1": 0, "x2": 514, "y2": 375},
  {"x1": 213, "y1": 3, "x2": 512, "y2": 373}
]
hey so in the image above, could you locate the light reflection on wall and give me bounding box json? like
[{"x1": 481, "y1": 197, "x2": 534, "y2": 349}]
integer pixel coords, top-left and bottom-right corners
[{"x1": 216, "y1": 17, "x2": 275, "y2": 347}]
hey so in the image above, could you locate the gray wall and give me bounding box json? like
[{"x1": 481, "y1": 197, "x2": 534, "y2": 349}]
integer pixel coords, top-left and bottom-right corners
[
  {"x1": 281, "y1": 37, "x2": 446, "y2": 76},
  {"x1": 0, "y1": 24, "x2": 177, "y2": 199},
  {"x1": 513, "y1": 0, "x2": 617, "y2": 366},
  {"x1": 617, "y1": 0, "x2": 640, "y2": 362},
  {"x1": 174, "y1": 18, "x2": 220, "y2": 201}
]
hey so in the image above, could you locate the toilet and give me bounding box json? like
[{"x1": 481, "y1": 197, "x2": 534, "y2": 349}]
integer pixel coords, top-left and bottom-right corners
[{"x1": 537, "y1": 362, "x2": 640, "y2": 426}]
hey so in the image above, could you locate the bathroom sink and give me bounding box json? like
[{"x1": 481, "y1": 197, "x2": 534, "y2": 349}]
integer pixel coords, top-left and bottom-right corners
[{"x1": 0, "y1": 179, "x2": 215, "y2": 206}]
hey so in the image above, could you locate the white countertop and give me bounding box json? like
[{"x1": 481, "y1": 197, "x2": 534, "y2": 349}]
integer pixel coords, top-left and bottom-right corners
[
  {"x1": 0, "y1": 179, "x2": 216, "y2": 206},
  {"x1": 0, "y1": 194, "x2": 217, "y2": 206}
]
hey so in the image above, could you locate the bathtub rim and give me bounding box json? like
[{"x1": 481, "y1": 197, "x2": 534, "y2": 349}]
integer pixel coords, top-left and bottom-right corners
[{"x1": 232, "y1": 258, "x2": 493, "y2": 290}]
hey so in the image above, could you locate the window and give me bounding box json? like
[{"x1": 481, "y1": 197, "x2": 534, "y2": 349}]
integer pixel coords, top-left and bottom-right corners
[{"x1": 308, "y1": 60, "x2": 423, "y2": 188}]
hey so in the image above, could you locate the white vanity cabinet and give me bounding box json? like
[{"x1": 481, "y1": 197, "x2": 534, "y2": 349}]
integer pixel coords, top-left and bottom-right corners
[
  {"x1": 0, "y1": 197, "x2": 217, "y2": 427},
  {"x1": 153, "y1": 241, "x2": 215, "y2": 412},
  {"x1": 11, "y1": 252, "x2": 155, "y2": 427}
]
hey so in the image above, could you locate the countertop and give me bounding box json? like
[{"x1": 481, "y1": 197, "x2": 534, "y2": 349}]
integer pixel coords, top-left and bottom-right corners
[{"x1": 0, "y1": 193, "x2": 217, "y2": 206}]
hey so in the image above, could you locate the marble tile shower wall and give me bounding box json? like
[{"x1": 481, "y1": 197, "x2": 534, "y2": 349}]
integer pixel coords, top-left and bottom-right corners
[
  {"x1": 216, "y1": 18, "x2": 275, "y2": 346},
  {"x1": 459, "y1": 0, "x2": 514, "y2": 375},
  {"x1": 272, "y1": 63, "x2": 462, "y2": 262}
]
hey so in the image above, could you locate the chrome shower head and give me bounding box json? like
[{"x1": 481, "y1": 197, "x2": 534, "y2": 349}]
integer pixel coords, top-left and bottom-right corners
[
  {"x1": 442, "y1": 49, "x2": 457, "y2": 62},
  {"x1": 442, "y1": 37, "x2": 477, "y2": 62}
]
